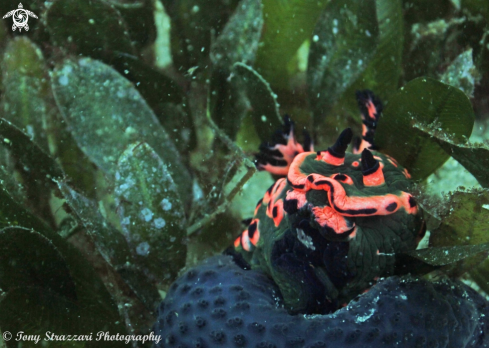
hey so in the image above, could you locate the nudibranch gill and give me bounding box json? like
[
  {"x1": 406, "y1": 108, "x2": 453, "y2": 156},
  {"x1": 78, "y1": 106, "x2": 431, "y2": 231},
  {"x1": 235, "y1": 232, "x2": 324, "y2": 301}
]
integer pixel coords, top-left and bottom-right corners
[{"x1": 230, "y1": 91, "x2": 426, "y2": 314}]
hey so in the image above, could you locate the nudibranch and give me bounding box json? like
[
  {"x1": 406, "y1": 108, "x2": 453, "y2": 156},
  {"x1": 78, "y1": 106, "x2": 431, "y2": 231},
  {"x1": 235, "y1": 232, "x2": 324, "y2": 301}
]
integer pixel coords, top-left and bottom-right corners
[
  {"x1": 231, "y1": 90, "x2": 425, "y2": 314},
  {"x1": 154, "y1": 91, "x2": 489, "y2": 348}
]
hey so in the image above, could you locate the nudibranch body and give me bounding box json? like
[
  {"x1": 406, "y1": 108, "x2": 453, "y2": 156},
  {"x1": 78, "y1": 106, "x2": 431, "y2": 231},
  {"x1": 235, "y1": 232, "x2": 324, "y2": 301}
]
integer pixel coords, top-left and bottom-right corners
[
  {"x1": 154, "y1": 91, "x2": 489, "y2": 348},
  {"x1": 231, "y1": 91, "x2": 426, "y2": 314}
]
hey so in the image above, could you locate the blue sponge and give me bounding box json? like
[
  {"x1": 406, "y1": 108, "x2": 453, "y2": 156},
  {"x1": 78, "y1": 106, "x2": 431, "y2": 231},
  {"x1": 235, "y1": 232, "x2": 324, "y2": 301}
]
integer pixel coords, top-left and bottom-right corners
[{"x1": 153, "y1": 255, "x2": 489, "y2": 347}]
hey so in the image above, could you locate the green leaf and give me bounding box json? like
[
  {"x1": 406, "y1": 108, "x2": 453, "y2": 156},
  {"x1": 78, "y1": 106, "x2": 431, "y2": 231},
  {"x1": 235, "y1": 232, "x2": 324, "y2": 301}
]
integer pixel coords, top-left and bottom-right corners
[
  {"x1": 234, "y1": 62, "x2": 282, "y2": 142},
  {"x1": 0, "y1": 227, "x2": 125, "y2": 342},
  {"x1": 115, "y1": 142, "x2": 187, "y2": 281},
  {"x1": 58, "y1": 181, "x2": 161, "y2": 310},
  {"x1": 0, "y1": 118, "x2": 63, "y2": 224},
  {"x1": 44, "y1": 0, "x2": 136, "y2": 61},
  {"x1": 106, "y1": 0, "x2": 157, "y2": 52},
  {"x1": 51, "y1": 57, "x2": 192, "y2": 205},
  {"x1": 161, "y1": 0, "x2": 240, "y2": 74},
  {"x1": 428, "y1": 188, "x2": 489, "y2": 247},
  {"x1": 468, "y1": 257, "x2": 489, "y2": 296},
  {"x1": 415, "y1": 122, "x2": 489, "y2": 188},
  {"x1": 0, "y1": 164, "x2": 24, "y2": 203},
  {"x1": 375, "y1": 77, "x2": 475, "y2": 180},
  {"x1": 115, "y1": 265, "x2": 162, "y2": 310},
  {"x1": 0, "y1": 287, "x2": 82, "y2": 346},
  {"x1": 409, "y1": 188, "x2": 489, "y2": 277},
  {"x1": 0, "y1": 181, "x2": 51, "y2": 234},
  {"x1": 111, "y1": 54, "x2": 184, "y2": 105},
  {"x1": 57, "y1": 181, "x2": 131, "y2": 268},
  {"x1": 0, "y1": 118, "x2": 63, "y2": 182},
  {"x1": 209, "y1": 74, "x2": 249, "y2": 139},
  {"x1": 308, "y1": 0, "x2": 379, "y2": 124},
  {"x1": 210, "y1": 0, "x2": 263, "y2": 70},
  {"x1": 1, "y1": 37, "x2": 51, "y2": 152},
  {"x1": 0, "y1": 286, "x2": 123, "y2": 347},
  {"x1": 0, "y1": 228, "x2": 76, "y2": 299},
  {"x1": 209, "y1": 0, "x2": 264, "y2": 139},
  {"x1": 0, "y1": 38, "x2": 63, "y2": 223},
  {"x1": 440, "y1": 48, "x2": 479, "y2": 98},
  {"x1": 325, "y1": 0, "x2": 404, "y2": 134},
  {"x1": 354, "y1": 0, "x2": 404, "y2": 97},
  {"x1": 405, "y1": 243, "x2": 489, "y2": 267},
  {"x1": 47, "y1": 0, "x2": 187, "y2": 149},
  {"x1": 255, "y1": 0, "x2": 329, "y2": 88}
]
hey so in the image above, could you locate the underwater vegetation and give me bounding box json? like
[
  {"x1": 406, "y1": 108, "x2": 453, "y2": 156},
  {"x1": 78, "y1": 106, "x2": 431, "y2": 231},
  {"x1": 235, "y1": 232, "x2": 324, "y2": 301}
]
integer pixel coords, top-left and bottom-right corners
[{"x1": 0, "y1": 0, "x2": 488, "y2": 346}]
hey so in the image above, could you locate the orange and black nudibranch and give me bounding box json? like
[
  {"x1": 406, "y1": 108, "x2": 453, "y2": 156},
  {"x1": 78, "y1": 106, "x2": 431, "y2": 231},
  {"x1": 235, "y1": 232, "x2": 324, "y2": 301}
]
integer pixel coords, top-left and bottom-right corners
[{"x1": 229, "y1": 90, "x2": 424, "y2": 314}]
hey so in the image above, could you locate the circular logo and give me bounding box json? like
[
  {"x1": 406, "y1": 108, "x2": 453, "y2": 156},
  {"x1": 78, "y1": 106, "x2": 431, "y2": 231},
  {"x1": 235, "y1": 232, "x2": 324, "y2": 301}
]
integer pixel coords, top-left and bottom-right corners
[
  {"x1": 2, "y1": 331, "x2": 12, "y2": 341},
  {"x1": 13, "y1": 9, "x2": 28, "y2": 27}
]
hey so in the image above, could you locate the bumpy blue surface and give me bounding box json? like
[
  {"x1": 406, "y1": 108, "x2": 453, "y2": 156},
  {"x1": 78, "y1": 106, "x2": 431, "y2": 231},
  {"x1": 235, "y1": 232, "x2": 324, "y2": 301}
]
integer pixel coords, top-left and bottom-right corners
[{"x1": 153, "y1": 255, "x2": 489, "y2": 348}]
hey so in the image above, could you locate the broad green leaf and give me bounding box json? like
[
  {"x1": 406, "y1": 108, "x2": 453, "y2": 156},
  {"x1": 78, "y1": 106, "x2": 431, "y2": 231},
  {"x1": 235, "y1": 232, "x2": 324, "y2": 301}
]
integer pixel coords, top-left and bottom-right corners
[
  {"x1": 440, "y1": 49, "x2": 479, "y2": 98},
  {"x1": 324, "y1": 0, "x2": 404, "y2": 135},
  {"x1": 209, "y1": 0, "x2": 263, "y2": 139},
  {"x1": 1, "y1": 37, "x2": 50, "y2": 152},
  {"x1": 0, "y1": 287, "x2": 83, "y2": 347},
  {"x1": 46, "y1": 234, "x2": 124, "y2": 331},
  {"x1": 111, "y1": 54, "x2": 184, "y2": 105},
  {"x1": 115, "y1": 142, "x2": 187, "y2": 281},
  {"x1": 58, "y1": 181, "x2": 131, "y2": 268},
  {"x1": 0, "y1": 227, "x2": 125, "y2": 342},
  {"x1": 0, "y1": 39, "x2": 63, "y2": 225},
  {"x1": 0, "y1": 37, "x2": 97, "y2": 201},
  {"x1": 0, "y1": 228, "x2": 76, "y2": 299},
  {"x1": 54, "y1": 125, "x2": 99, "y2": 200},
  {"x1": 0, "y1": 118, "x2": 63, "y2": 228},
  {"x1": 414, "y1": 187, "x2": 489, "y2": 277},
  {"x1": 375, "y1": 77, "x2": 475, "y2": 180},
  {"x1": 0, "y1": 181, "x2": 51, "y2": 234},
  {"x1": 398, "y1": 191, "x2": 489, "y2": 277},
  {"x1": 415, "y1": 122, "x2": 489, "y2": 188},
  {"x1": 109, "y1": 56, "x2": 191, "y2": 152},
  {"x1": 308, "y1": 0, "x2": 379, "y2": 124},
  {"x1": 405, "y1": 243, "x2": 489, "y2": 267},
  {"x1": 161, "y1": 0, "x2": 240, "y2": 74},
  {"x1": 428, "y1": 188, "x2": 489, "y2": 247},
  {"x1": 116, "y1": 266, "x2": 162, "y2": 311},
  {"x1": 209, "y1": 74, "x2": 249, "y2": 139},
  {"x1": 0, "y1": 118, "x2": 63, "y2": 182},
  {"x1": 58, "y1": 181, "x2": 161, "y2": 312},
  {"x1": 110, "y1": 57, "x2": 189, "y2": 151},
  {"x1": 51, "y1": 57, "x2": 192, "y2": 205},
  {"x1": 44, "y1": 0, "x2": 135, "y2": 61},
  {"x1": 0, "y1": 287, "x2": 122, "y2": 347},
  {"x1": 106, "y1": 0, "x2": 157, "y2": 52},
  {"x1": 468, "y1": 257, "x2": 489, "y2": 296},
  {"x1": 234, "y1": 62, "x2": 282, "y2": 142},
  {"x1": 210, "y1": 0, "x2": 263, "y2": 70},
  {"x1": 0, "y1": 164, "x2": 24, "y2": 203},
  {"x1": 255, "y1": 0, "x2": 329, "y2": 88},
  {"x1": 355, "y1": 0, "x2": 404, "y2": 96}
]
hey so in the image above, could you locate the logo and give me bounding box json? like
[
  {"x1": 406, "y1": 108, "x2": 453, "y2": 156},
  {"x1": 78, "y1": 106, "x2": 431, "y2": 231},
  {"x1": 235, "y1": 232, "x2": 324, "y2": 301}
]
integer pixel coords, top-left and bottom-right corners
[{"x1": 3, "y1": 3, "x2": 38, "y2": 32}]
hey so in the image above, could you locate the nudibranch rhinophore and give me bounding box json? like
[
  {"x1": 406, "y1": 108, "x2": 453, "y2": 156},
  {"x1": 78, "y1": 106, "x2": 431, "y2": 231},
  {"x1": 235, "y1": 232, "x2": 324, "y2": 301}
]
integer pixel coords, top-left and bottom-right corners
[{"x1": 232, "y1": 90, "x2": 425, "y2": 314}]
